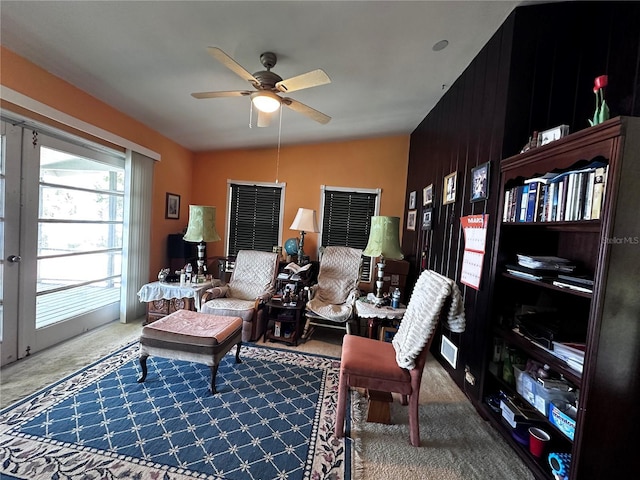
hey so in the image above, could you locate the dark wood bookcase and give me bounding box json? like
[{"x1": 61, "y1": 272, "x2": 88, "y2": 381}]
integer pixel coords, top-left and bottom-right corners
[{"x1": 480, "y1": 117, "x2": 640, "y2": 479}]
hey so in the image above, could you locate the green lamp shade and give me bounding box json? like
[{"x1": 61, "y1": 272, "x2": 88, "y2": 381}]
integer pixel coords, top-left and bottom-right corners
[
  {"x1": 183, "y1": 205, "x2": 221, "y2": 243},
  {"x1": 362, "y1": 216, "x2": 404, "y2": 260}
]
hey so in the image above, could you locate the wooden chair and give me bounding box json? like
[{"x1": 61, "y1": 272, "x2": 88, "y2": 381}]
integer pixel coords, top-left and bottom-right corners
[{"x1": 335, "y1": 269, "x2": 466, "y2": 446}]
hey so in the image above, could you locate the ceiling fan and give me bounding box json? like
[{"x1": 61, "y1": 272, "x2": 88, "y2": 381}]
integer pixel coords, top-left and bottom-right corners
[{"x1": 192, "y1": 47, "x2": 332, "y2": 127}]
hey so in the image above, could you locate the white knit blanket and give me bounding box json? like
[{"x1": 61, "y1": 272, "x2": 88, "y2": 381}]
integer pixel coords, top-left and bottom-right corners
[{"x1": 392, "y1": 270, "x2": 466, "y2": 369}]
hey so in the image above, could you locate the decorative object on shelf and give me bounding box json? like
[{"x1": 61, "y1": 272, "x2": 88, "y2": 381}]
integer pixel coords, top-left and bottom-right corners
[
  {"x1": 409, "y1": 190, "x2": 417, "y2": 209},
  {"x1": 406, "y1": 210, "x2": 417, "y2": 231},
  {"x1": 284, "y1": 237, "x2": 299, "y2": 256},
  {"x1": 423, "y1": 184, "x2": 433, "y2": 207},
  {"x1": 165, "y1": 192, "x2": 180, "y2": 219},
  {"x1": 588, "y1": 75, "x2": 610, "y2": 127},
  {"x1": 363, "y1": 216, "x2": 404, "y2": 305},
  {"x1": 289, "y1": 208, "x2": 319, "y2": 265},
  {"x1": 548, "y1": 452, "x2": 571, "y2": 480},
  {"x1": 183, "y1": 205, "x2": 221, "y2": 278},
  {"x1": 470, "y1": 162, "x2": 490, "y2": 202},
  {"x1": 443, "y1": 171, "x2": 457, "y2": 205},
  {"x1": 540, "y1": 124, "x2": 569, "y2": 146}
]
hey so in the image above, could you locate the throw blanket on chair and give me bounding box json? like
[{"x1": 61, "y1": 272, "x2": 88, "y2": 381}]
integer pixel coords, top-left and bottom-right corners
[{"x1": 392, "y1": 270, "x2": 466, "y2": 369}]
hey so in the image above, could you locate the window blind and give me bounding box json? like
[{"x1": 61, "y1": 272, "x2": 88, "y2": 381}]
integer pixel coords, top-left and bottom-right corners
[
  {"x1": 321, "y1": 189, "x2": 377, "y2": 282},
  {"x1": 228, "y1": 184, "x2": 282, "y2": 256}
]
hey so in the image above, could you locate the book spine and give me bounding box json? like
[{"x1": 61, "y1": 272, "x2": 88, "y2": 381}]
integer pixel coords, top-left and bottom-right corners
[
  {"x1": 503, "y1": 189, "x2": 511, "y2": 222},
  {"x1": 537, "y1": 183, "x2": 548, "y2": 222},
  {"x1": 548, "y1": 182, "x2": 557, "y2": 222},
  {"x1": 519, "y1": 185, "x2": 529, "y2": 222},
  {"x1": 590, "y1": 166, "x2": 606, "y2": 220},
  {"x1": 564, "y1": 174, "x2": 575, "y2": 221},
  {"x1": 526, "y1": 182, "x2": 539, "y2": 222},
  {"x1": 583, "y1": 170, "x2": 595, "y2": 220}
]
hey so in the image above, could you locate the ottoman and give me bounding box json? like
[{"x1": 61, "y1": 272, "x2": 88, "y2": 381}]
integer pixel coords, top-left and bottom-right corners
[{"x1": 137, "y1": 309, "x2": 243, "y2": 394}]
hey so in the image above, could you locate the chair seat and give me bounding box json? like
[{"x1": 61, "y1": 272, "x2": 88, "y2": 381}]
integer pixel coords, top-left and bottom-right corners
[{"x1": 341, "y1": 334, "x2": 411, "y2": 393}]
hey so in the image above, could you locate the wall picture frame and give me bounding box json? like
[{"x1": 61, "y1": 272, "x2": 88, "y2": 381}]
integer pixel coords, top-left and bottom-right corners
[
  {"x1": 409, "y1": 190, "x2": 417, "y2": 209},
  {"x1": 165, "y1": 192, "x2": 180, "y2": 219},
  {"x1": 423, "y1": 184, "x2": 433, "y2": 207},
  {"x1": 407, "y1": 210, "x2": 417, "y2": 231},
  {"x1": 422, "y1": 208, "x2": 433, "y2": 230},
  {"x1": 470, "y1": 162, "x2": 490, "y2": 202},
  {"x1": 443, "y1": 171, "x2": 457, "y2": 205}
]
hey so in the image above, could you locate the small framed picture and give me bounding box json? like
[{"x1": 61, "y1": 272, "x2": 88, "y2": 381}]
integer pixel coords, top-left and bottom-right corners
[
  {"x1": 443, "y1": 171, "x2": 457, "y2": 205},
  {"x1": 423, "y1": 184, "x2": 433, "y2": 207},
  {"x1": 407, "y1": 210, "x2": 417, "y2": 231},
  {"x1": 409, "y1": 191, "x2": 417, "y2": 209},
  {"x1": 470, "y1": 162, "x2": 490, "y2": 202},
  {"x1": 422, "y1": 208, "x2": 433, "y2": 230},
  {"x1": 165, "y1": 192, "x2": 180, "y2": 219},
  {"x1": 540, "y1": 124, "x2": 569, "y2": 146}
]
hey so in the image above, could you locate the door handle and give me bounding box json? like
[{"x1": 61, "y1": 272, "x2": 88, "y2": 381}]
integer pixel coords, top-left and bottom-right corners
[{"x1": 7, "y1": 255, "x2": 22, "y2": 263}]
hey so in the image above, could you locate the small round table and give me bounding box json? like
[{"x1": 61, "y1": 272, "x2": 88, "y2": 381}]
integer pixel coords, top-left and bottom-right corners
[{"x1": 355, "y1": 298, "x2": 406, "y2": 339}]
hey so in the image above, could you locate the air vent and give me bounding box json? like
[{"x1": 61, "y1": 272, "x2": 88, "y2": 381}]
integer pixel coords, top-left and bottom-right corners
[{"x1": 440, "y1": 335, "x2": 459, "y2": 369}]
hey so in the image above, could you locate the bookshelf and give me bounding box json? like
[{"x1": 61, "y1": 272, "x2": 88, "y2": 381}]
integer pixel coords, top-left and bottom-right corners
[{"x1": 482, "y1": 117, "x2": 640, "y2": 479}]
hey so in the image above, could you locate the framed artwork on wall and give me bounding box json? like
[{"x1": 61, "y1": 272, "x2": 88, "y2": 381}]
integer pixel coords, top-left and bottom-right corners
[
  {"x1": 407, "y1": 210, "x2": 417, "y2": 231},
  {"x1": 443, "y1": 171, "x2": 457, "y2": 205},
  {"x1": 165, "y1": 192, "x2": 180, "y2": 219},
  {"x1": 409, "y1": 191, "x2": 417, "y2": 209},
  {"x1": 423, "y1": 184, "x2": 433, "y2": 207},
  {"x1": 422, "y1": 208, "x2": 433, "y2": 230},
  {"x1": 470, "y1": 162, "x2": 490, "y2": 202}
]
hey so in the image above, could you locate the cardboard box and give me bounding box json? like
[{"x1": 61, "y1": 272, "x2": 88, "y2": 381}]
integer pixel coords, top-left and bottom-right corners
[
  {"x1": 374, "y1": 259, "x2": 409, "y2": 297},
  {"x1": 549, "y1": 402, "x2": 576, "y2": 440}
]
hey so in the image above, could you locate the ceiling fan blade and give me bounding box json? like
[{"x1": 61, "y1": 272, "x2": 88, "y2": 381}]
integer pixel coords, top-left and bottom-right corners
[
  {"x1": 207, "y1": 47, "x2": 259, "y2": 85},
  {"x1": 282, "y1": 98, "x2": 331, "y2": 124},
  {"x1": 191, "y1": 90, "x2": 251, "y2": 99},
  {"x1": 256, "y1": 110, "x2": 274, "y2": 128},
  {"x1": 276, "y1": 69, "x2": 331, "y2": 93}
]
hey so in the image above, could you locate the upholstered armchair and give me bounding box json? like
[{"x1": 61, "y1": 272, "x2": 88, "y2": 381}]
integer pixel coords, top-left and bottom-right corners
[
  {"x1": 302, "y1": 246, "x2": 363, "y2": 340},
  {"x1": 201, "y1": 250, "x2": 279, "y2": 342}
]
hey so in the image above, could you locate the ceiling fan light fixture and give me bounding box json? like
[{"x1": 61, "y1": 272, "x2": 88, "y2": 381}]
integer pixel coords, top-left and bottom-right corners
[{"x1": 251, "y1": 91, "x2": 281, "y2": 113}]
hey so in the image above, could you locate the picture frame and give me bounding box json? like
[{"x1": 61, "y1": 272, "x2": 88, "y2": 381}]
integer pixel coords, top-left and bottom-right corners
[
  {"x1": 407, "y1": 210, "x2": 417, "y2": 231},
  {"x1": 409, "y1": 191, "x2": 417, "y2": 209},
  {"x1": 470, "y1": 162, "x2": 490, "y2": 202},
  {"x1": 443, "y1": 171, "x2": 457, "y2": 205},
  {"x1": 423, "y1": 184, "x2": 433, "y2": 207},
  {"x1": 165, "y1": 192, "x2": 180, "y2": 219},
  {"x1": 422, "y1": 208, "x2": 433, "y2": 230},
  {"x1": 540, "y1": 124, "x2": 569, "y2": 146}
]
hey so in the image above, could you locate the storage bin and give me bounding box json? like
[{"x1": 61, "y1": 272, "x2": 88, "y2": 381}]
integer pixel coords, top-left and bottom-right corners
[{"x1": 533, "y1": 381, "x2": 575, "y2": 416}]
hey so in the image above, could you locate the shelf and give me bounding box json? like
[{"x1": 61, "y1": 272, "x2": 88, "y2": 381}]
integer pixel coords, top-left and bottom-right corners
[
  {"x1": 502, "y1": 220, "x2": 601, "y2": 232},
  {"x1": 501, "y1": 272, "x2": 592, "y2": 299},
  {"x1": 494, "y1": 327, "x2": 582, "y2": 386}
]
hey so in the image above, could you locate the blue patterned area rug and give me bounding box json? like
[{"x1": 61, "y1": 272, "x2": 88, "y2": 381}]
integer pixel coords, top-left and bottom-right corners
[{"x1": 0, "y1": 343, "x2": 354, "y2": 480}]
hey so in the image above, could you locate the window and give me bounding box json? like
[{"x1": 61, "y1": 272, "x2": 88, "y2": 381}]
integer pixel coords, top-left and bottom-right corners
[
  {"x1": 227, "y1": 182, "x2": 284, "y2": 256},
  {"x1": 320, "y1": 186, "x2": 380, "y2": 282}
]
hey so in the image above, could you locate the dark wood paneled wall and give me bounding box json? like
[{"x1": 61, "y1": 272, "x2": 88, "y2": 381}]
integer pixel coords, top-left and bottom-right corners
[{"x1": 405, "y1": 1, "x2": 640, "y2": 399}]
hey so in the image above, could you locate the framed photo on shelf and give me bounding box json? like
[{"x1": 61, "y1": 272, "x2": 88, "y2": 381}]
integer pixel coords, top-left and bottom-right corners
[
  {"x1": 443, "y1": 171, "x2": 457, "y2": 205},
  {"x1": 409, "y1": 190, "x2": 417, "y2": 209},
  {"x1": 423, "y1": 184, "x2": 433, "y2": 207},
  {"x1": 422, "y1": 208, "x2": 433, "y2": 230},
  {"x1": 407, "y1": 210, "x2": 417, "y2": 231},
  {"x1": 470, "y1": 162, "x2": 490, "y2": 202},
  {"x1": 165, "y1": 192, "x2": 180, "y2": 219}
]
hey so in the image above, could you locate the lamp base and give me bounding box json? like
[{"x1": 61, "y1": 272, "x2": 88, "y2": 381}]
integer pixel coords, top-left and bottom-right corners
[{"x1": 373, "y1": 260, "x2": 386, "y2": 305}]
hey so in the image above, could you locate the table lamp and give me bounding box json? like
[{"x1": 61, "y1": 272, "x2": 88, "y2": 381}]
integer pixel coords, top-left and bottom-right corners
[
  {"x1": 289, "y1": 208, "x2": 319, "y2": 265},
  {"x1": 183, "y1": 205, "x2": 221, "y2": 279},
  {"x1": 363, "y1": 216, "x2": 404, "y2": 304}
]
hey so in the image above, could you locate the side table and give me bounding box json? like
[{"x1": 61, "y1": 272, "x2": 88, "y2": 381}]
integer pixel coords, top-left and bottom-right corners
[
  {"x1": 263, "y1": 299, "x2": 305, "y2": 346},
  {"x1": 137, "y1": 280, "x2": 222, "y2": 324},
  {"x1": 355, "y1": 298, "x2": 406, "y2": 340}
]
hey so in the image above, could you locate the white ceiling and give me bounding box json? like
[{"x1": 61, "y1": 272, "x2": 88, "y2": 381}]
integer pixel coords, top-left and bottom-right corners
[{"x1": 1, "y1": 1, "x2": 522, "y2": 152}]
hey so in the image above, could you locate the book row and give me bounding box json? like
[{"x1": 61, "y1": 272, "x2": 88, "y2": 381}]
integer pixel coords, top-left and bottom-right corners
[{"x1": 503, "y1": 162, "x2": 608, "y2": 223}]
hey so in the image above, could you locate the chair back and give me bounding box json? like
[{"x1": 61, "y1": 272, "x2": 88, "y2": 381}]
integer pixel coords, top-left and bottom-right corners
[
  {"x1": 314, "y1": 246, "x2": 363, "y2": 304},
  {"x1": 227, "y1": 250, "x2": 279, "y2": 300},
  {"x1": 392, "y1": 270, "x2": 465, "y2": 370}
]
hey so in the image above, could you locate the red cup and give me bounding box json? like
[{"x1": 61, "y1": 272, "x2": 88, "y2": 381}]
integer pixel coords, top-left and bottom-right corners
[{"x1": 528, "y1": 427, "x2": 551, "y2": 457}]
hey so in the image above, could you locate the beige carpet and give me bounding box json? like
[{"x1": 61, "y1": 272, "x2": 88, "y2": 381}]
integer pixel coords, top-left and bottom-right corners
[{"x1": 0, "y1": 318, "x2": 533, "y2": 480}]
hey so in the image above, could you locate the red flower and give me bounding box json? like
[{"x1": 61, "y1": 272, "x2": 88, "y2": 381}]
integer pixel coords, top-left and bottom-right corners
[{"x1": 594, "y1": 75, "x2": 608, "y2": 90}]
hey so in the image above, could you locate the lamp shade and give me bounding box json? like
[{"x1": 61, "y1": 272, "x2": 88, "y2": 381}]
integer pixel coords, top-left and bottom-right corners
[
  {"x1": 290, "y1": 208, "x2": 319, "y2": 233},
  {"x1": 362, "y1": 216, "x2": 404, "y2": 260},
  {"x1": 251, "y1": 91, "x2": 281, "y2": 113},
  {"x1": 183, "y1": 205, "x2": 221, "y2": 243}
]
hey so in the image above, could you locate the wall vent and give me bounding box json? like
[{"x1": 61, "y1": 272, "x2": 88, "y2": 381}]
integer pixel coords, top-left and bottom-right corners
[{"x1": 440, "y1": 335, "x2": 459, "y2": 369}]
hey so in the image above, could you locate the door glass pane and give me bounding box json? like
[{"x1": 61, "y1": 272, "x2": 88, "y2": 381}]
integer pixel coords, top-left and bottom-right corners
[
  {"x1": 36, "y1": 146, "x2": 124, "y2": 328},
  {"x1": 0, "y1": 134, "x2": 5, "y2": 336}
]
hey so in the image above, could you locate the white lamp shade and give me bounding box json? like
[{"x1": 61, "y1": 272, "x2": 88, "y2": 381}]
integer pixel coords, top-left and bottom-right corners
[
  {"x1": 362, "y1": 216, "x2": 404, "y2": 260},
  {"x1": 183, "y1": 205, "x2": 221, "y2": 243},
  {"x1": 251, "y1": 91, "x2": 281, "y2": 113},
  {"x1": 290, "y1": 208, "x2": 319, "y2": 233}
]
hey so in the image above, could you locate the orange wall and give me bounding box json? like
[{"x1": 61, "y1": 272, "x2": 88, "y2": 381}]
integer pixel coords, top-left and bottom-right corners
[
  {"x1": 192, "y1": 136, "x2": 410, "y2": 261},
  {"x1": 1, "y1": 46, "x2": 193, "y2": 279},
  {"x1": 1, "y1": 46, "x2": 410, "y2": 278}
]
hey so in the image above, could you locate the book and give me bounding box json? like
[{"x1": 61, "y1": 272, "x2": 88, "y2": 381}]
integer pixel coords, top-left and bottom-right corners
[
  {"x1": 590, "y1": 166, "x2": 606, "y2": 219},
  {"x1": 525, "y1": 182, "x2": 540, "y2": 222},
  {"x1": 552, "y1": 280, "x2": 592, "y2": 293},
  {"x1": 284, "y1": 262, "x2": 312, "y2": 274},
  {"x1": 519, "y1": 185, "x2": 529, "y2": 222}
]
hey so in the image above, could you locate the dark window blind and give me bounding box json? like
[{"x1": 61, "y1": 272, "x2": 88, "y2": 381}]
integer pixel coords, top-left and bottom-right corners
[
  {"x1": 321, "y1": 189, "x2": 377, "y2": 281},
  {"x1": 228, "y1": 184, "x2": 282, "y2": 256}
]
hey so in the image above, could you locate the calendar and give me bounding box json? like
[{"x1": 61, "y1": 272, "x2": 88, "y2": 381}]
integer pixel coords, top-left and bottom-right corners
[{"x1": 460, "y1": 214, "x2": 489, "y2": 290}]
